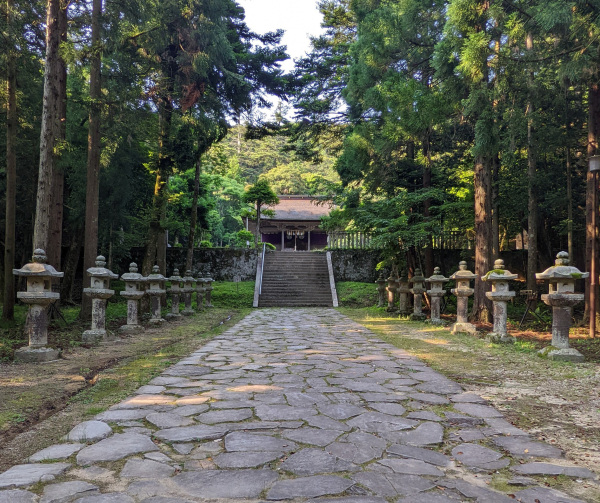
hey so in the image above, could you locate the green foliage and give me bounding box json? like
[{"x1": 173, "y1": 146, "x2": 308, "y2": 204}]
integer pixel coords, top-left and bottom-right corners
[
  {"x1": 211, "y1": 281, "x2": 255, "y2": 308},
  {"x1": 336, "y1": 282, "x2": 378, "y2": 308}
]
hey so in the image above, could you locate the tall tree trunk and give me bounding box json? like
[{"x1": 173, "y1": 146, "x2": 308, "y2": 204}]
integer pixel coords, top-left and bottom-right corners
[
  {"x1": 60, "y1": 229, "x2": 82, "y2": 303},
  {"x1": 47, "y1": 1, "x2": 67, "y2": 271},
  {"x1": 422, "y1": 131, "x2": 433, "y2": 276},
  {"x1": 586, "y1": 83, "x2": 600, "y2": 322},
  {"x1": 81, "y1": 0, "x2": 103, "y2": 320},
  {"x1": 3, "y1": 0, "x2": 17, "y2": 321},
  {"x1": 185, "y1": 157, "x2": 201, "y2": 271},
  {"x1": 526, "y1": 32, "x2": 538, "y2": 291},
  {"x1": 143, "y1": 86, "x2": 174, "y2": 275},
  {"x1": 491, "y1": 154, "x2": 499, "y2": 257},
  {"x1": 255, "y1": 203, "x2": 261, "y2": 247},
  {"x1": 472, "y1": 154, "x2": 492, "y2": 323},
  {"x1": 33, "y1": 0, "x2": 62, "y2": 252}
]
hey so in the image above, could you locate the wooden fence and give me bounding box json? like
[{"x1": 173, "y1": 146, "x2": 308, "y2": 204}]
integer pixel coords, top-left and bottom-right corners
[{"x1": 328, "y1": 230, "x2": 474, "y2": 251}]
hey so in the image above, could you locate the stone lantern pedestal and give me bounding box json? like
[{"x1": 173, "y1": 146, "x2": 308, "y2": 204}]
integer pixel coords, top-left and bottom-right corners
[
  {"x1": 205, "y1": 277, "x2": 214, "y2": 307},
  {"x1": 196, "y1": 277, "x2": 206, "y2": 310},
  {"x1": 409, "y1": 268, "x2": 427, "y2": 321},
  {"x1": 376, "y1": 273, "x2": 386, "y2": 308},
  {"x1": 450, "y1": 261, "x2": 478, "y2": 335},
  {"x1": 386, "y1": 272, "x2": 397, "y2": 312},
  {"x1": 426, "y1": 267, "x2": 448, "y2": 325},
  {"x1": 119, "y1": 263, "x2": 145, "y2": 334},
  {"x1": 397, "y1": 271, "x2": 411, "y2": 316},
  {"x1": 536, "y1": 251, "x2": 588, "y2": 362},
  {"x1": 82, "y1": 256, "x2": 118, "y2": 343},
  {"x1": 181, "y1": 271, "x2": 195, "y2": 316},
  {"x1": 13, "y1": 249, "x2": 63, "y2": 362},
  {"x1": 166, "y1": 269, "x2": 183, "y2": 320},
  {"x1": 147, "y1": 266, "x2": 166, "y2": 324},
  {"x1": 483, "y1": 259, "x2": 517, "y2": 343}
]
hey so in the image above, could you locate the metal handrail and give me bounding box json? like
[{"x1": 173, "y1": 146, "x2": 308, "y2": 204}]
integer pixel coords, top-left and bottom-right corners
[{"x1": 259, "y1": 243, "x2": 266, "y2": 295}]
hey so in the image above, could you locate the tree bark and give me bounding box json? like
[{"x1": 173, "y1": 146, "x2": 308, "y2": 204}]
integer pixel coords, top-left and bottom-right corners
[
  {"x1": 586, "y1": 83, "x2": 600, "y2": 321},
  {"x1": 472, "y1": 154, "x2": 492, "y2": 323},
  {"x1": 185, "y1": 157, "x2": 202, "y2": 271},
  {"x1": 143, "y1": 85, "x2": 174, "y2": 275},
  {"x1": 491, "y1": 154, "x2": 499, "y2": 257},
  {"x1": 33, "y1": 0, "x2": 62, "y2": 252},
  {"x1": 80, "y1": 0, "x2": 103, "y2": 320},
  {"x1": 422, "y1": 131, "x2": 433, "y2": 276},
  {"x1": 60, "y1": 229, "x2": 82, "y2": 303},
  {"x1": 47, "y1": 1, "x2": 67, "y2": 272},
  {"x1": 3, "y1": 0, "x2": 17, "y2": 321},
  {"x1": 526, "y1": 32, "x2": 538, "y2": 291}
]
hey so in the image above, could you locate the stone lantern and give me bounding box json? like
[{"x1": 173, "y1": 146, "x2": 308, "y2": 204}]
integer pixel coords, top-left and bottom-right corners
[
  {"x1": 13, "y1": 249, "x2": 63, "y2": 362},
  {"x1": 166, "y1": 268, "x2": 184, "y2": 320},
  {"x1": 181, "y1": 270, "x2": 196, "y2": 316},
  {"x1": 409, "y1": 268, "x2": 427, "y2": 321},
  {"x1": 386, "y1": 271, "x2": 397, "y2": 312},
  {"x1": 205, "y1": 276, "x2": 214, "y2": 308},
  {"x1": 450, "y1": 261, "x2": 478, "y2": 335},
  {"x1": 195, "y1": 277, "x2": 206, "y2": 310},
  {"x1": 147, "y1": 265, "x2": 166, "y2": 324},
  {"x1": 376, "y1": 272, "x2": 387, "y2": 308},
  {"x1": 536, "y1": 251, "x2": 588, "y2": 362},
  {"x1": 82, "y1": 256, "x2": 118, "y2": 343},
  {"x1": 483, "y1": 259, "x2": 517, "y2": 343},
  {"x1": 426, "y1": 267, "x2": 448, "y2": 325},
  {"x1": 397, "y1": 270, "x2": 411, "y2": 316},
  {"x1": 119, "y1": 262, "x2": 145, "y2": 334}
]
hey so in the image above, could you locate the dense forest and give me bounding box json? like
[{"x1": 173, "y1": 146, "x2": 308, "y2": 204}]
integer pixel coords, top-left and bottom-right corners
[{"x1": 1, "y1": 0, "x2": 599, "y2": 323}]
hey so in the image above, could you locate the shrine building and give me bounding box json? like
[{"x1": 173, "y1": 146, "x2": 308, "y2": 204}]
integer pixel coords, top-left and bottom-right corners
[{"x1": 247, "y1": 195, "x2": 332, "y2": 251}]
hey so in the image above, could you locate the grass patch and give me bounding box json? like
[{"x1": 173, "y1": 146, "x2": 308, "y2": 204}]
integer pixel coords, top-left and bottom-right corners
[
  {"x1": 336, "y1": 282, "x2": 378, "y2": 308},
  {"x1": 211, "y1": 281, "x2": 254, "y2": 308}
]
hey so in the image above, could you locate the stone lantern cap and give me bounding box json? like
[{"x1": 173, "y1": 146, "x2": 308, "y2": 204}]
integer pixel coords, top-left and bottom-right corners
[
  {"x1": 536, "y1": 252, "x2": 589, "y2": 282},
  {"x1": 13, "y1": 249, "x2": 63, "y2": 303},
  {"x1": 147, "y1": 265, "x2": 166, "y2": 294},
  {"x1": 86, "y1": 255, "x2": 118, "y2": 280},
  {"x1": 376, "y1": 272, "x2": 386, "y2": 285},
  {"x1": 427, "y1": 267, "x2": 449, "y2": 285},
  {"x1": 450, "y1": 261, "x2": 477, "y2": 281},
  {"x1": 410, "y1": 268, "x2": 426, "y2": 284},
  {"x1": 84, "y1": 256, "x2": 117, "y2": 299},
  {"x1": 169, "y1": 269, "x2": 184, "y2": 288},
  {"x1": 13, "y1": 249, "x2": 64, "y2": 279},
  {"x1": 483, "y1": 259, "x2": 518, "y2": 282},
  {"x1": 121, "y1": 262, "x2": 145, "y2": 283},
  {"x1": 182, "y1": 270, "x2": 196, "y2": 290},
  {"x1": 120, "y1": 263, "x2": 145, "y2": 300}
]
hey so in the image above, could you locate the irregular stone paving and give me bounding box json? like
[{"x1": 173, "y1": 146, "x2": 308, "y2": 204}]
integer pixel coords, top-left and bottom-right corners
[{"x1": 1, "y1": 308, "x2": 597, "y2": 503}]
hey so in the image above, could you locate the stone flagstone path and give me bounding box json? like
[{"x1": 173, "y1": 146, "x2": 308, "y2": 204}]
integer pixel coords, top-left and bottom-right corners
[{"x1": 0, "y1": 308, "x2": 597, "y2": 503}]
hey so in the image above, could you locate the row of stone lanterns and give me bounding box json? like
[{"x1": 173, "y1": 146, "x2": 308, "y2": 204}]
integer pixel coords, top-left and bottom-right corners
[
  {"x1": 13, "y1": 250, "x2": 214, "y2": 362},
  {"x1": 375, "y1": 252, "x2": 588, "y2": 362}
]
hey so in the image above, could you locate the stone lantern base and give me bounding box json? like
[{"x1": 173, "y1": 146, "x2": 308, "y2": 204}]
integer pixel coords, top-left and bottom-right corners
[
  {"x1": 118, "y1": 324, "x2": 143, "y2": 335},
  {"x1": 409, "y1": 312, "x2": 427, "y2": 321},
  {"x1": 82, "y1": 329, "x2": 110, "y2": 344},
  {"x1": 486, "y1": 332, "x2": 515, "y2": 344},
  {"x1": 14, "y1": 346, "x2": 60, "y2": 363},
  {"x1": 451, "y1": 322, "x2": 477, "y2": 335},
  {"x1": 538, "y1": 346, "x2": 585, "y2": 363},
  {"x1": 165, "y1": 312, "x2": 183, "y2": 321},
  {"x1": 425, "y1": 318, "x2": 445, "y2": 326}
]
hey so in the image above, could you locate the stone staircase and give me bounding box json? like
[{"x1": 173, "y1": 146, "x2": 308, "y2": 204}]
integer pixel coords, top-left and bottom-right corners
[{"x1": 258, "y1": 252, "x2": 334, "y2": 307}]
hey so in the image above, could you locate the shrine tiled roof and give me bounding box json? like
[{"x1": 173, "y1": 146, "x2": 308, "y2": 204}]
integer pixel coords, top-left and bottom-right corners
[{"x1": 266, "y1": 196, "x2": 333, "y2": 221}]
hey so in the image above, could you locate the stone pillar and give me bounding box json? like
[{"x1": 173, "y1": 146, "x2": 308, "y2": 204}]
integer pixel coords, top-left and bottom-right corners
[
  {"x1": 386, "y1": 272, "x2": 397, "y2": 311},
  {"x1": 536, "y1": 251, "x2": 588, "y2": 362},
  {"x1": 147, "y1": 265, "x2": 166, "y2": 324},
  {"x1": 397, "y1": 270, "x2": 411, "y2": 315},
  {"x1": 409, "y1": 268, "x2": 427, "y2": 321},
  {"x1": 166, "y1": 269, "x2": 183, "y2": 320},
  {"x1": 205, "y1": 277, "x2": 214, "y2": 307},
  {"x1": 376, "y1": 272, "x2": 387, "y2": 308},
  {"x1": 483, "y1": 259, "x2": 517, "y2": 343},
  {"x1": 426, "y1": 267, "x2": 448, "y2": 325},
  {"x1": 119, "y1": 263, "x2": 145, "y2": 334},
  {"x1": 181, "y1": 271, "x2": 195, "y2": 315},
  {"x1": 450, "y1": 261, "x2": 478, "y2": 335},
  {"x1": 82, "y1": 256, "x2": 118, "y2": 343},
  {"x1": 196, "y1": 277, "x2": 206, "y2": 310},
  {"x1": 13, "y1": 249, "x2": 64, "y2": 362}
]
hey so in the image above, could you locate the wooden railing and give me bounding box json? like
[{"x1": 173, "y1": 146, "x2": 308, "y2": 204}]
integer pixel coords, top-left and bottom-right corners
[{"x1": 327, "y1": 232, "x2": 373, "y2": 250}]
